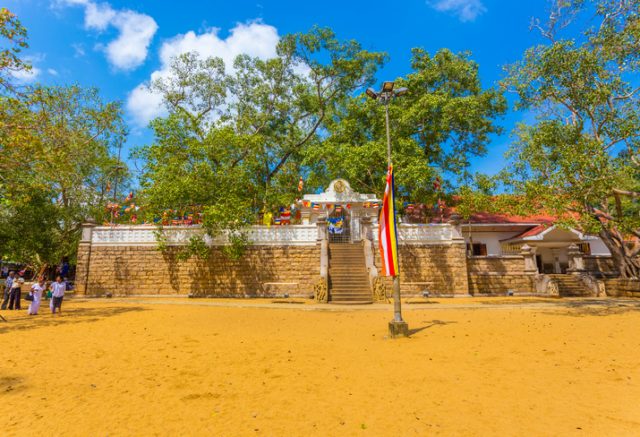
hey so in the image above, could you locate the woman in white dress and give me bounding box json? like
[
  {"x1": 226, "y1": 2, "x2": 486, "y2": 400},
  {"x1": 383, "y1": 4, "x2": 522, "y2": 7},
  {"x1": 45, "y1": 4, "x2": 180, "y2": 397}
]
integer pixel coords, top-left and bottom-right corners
[{"x1": 28, "y1": 277, "x2": 45, "y2": 315}]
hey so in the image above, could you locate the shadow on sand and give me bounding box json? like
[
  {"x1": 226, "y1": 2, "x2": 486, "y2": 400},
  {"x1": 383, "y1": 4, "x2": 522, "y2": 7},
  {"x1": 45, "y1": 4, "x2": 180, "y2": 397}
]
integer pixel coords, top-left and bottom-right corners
[
  {"x1": 408, "y1": 319, "x2": 458, "y2": 336},
  {"x1": 543, "y1": 299, "x2": 640, "y2": 317},
  {"x1": 0, "y1": 305, "x2": 146, "y2": 334}
]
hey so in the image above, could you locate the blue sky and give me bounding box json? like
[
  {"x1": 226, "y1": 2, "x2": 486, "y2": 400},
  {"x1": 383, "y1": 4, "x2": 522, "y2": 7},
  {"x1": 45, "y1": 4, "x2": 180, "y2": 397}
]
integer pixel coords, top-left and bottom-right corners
[{"x1": 8, "y1": 0, "x2": 551, "y2": 179}]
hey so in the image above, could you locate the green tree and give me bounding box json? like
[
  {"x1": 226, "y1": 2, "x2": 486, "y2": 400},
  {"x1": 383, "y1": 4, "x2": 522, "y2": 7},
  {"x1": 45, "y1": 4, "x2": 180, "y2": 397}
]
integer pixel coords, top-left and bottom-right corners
[
  {"x1": 0, "y1": 7, "x2": 29, "y2": 93},
  {"x1": 308, "y1": 48, "x2": 506, "y2": 205},
  {"x1": 502, "y1": 0, "x2": 640, "y2": 278},
  {"x1": 135, "y1": 27, "x2": 386, "y2": 250},
  {"x1": 0, "y1": 85, "x2": 127, "y2": 268}
]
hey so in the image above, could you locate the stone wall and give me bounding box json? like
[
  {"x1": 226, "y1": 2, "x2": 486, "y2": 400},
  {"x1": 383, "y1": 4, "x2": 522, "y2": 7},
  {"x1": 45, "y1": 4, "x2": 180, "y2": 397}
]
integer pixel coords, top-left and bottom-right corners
[
  {"x1": 604, "y1": 278, "x2": 640, "y2": 297},
  {"x1": 584, "y1": 256, "x2": 617, "y2": 276},
  {"x1": 467, "y1": 256, "x2": 535, "y2": 295},
  {"x1": 80, "y1": 245, "x2": 321, "y2": 298},
  {"x1": 374, "y1": 243, "x2": 470, "y2": 296}
]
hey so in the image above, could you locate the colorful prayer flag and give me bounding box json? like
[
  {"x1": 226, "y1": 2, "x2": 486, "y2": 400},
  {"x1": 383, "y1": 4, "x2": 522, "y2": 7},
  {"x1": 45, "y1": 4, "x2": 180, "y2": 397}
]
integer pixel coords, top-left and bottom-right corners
[
  {"x1": 379, "y1": 165, "x2": 399, "y2": 277},
  {"x1": 433, "y1": 176, "x2": 442, "y2": 191},
  {"x1": 312, "y1": 203, "x2": 320, "y2": 211}
]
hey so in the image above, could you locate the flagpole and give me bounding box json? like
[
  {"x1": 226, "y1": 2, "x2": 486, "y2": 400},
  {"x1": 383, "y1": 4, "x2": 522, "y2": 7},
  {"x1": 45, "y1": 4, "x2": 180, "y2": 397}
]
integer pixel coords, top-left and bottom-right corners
[{"x1": 383, "y1": 101, "x2": 408, "y2": 336}]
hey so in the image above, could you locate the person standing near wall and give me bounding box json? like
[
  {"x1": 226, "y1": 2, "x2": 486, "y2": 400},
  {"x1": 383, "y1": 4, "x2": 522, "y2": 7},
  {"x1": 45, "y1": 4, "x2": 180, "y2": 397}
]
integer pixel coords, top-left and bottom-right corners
[
  {"x1": 50, "y1": 276, "x2": 66, "y2": 315},
  {"x1": 1, "y1": 271, "x2": 15, "y2": 310},
  {"x1": 8, "y1": 275, "x2": 23, "y2": 310}
]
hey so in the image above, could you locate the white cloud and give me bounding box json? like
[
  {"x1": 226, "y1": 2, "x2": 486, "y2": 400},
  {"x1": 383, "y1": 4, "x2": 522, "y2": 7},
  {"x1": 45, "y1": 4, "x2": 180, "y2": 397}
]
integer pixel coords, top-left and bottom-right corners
[
  {"x1": 428, "y1": 0, "x2": 486, "y2": 22},
  {"x1": 58, "y1": 0, "x2": 157, "y2": 71},
  {"x1": 10, "y1": 66, "x2": 41, "y2": 82},
  {"x1": 126, "y1": 21, "x2": 280, "y2": 127},
  {"x1": 47, "y1": 68, "x2": 59, "y2": 76},
  {"x1": 127, "y1": 82, "x2": 167, "y2": 127}
]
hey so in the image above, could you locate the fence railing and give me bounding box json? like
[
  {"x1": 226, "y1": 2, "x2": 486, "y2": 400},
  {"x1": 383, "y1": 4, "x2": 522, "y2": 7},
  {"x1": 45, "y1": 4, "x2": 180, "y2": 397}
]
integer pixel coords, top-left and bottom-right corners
[
  {"x1": 371, "y1": 224, "x2": 454, "y2": 244},
  {"x1": 91, "y1": 225, "x2": 319, "y2": 246},
  {"x1": 90, "y1": 223, "x2": 456, "y2": 247}
]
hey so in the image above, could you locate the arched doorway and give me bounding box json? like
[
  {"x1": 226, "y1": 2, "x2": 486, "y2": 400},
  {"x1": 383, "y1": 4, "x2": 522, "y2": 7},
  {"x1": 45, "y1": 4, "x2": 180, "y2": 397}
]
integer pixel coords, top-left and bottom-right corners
[{"x1": 328, "y1": 206, "x2": 351, "y2": 243}]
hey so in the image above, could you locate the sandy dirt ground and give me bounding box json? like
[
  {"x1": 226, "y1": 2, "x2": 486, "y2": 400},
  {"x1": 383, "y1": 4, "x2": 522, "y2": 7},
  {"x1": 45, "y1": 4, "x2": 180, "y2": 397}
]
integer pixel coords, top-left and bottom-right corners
[{"x1": 1, "y1": 297, "x2": 639, "y2": 436}]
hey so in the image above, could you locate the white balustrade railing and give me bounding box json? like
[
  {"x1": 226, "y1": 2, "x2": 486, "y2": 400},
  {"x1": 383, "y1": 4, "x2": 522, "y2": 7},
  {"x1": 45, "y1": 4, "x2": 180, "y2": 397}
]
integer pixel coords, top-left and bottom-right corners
[
  {"x1": 372, "y1": 224, "x2": 454, "y2": 244},
  {"x1": 91, "y1": 223, "x2": 455, "y2": 247},
  {"x1": 91, "y1": 225, "x2": 319, "y2": 246}
]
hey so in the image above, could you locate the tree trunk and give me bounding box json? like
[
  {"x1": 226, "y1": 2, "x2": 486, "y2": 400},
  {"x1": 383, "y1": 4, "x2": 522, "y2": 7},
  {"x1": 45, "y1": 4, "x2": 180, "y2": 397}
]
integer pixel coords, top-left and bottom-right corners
[{"x1": 598, "y1": 228, "x2": 640, "y2": 279}]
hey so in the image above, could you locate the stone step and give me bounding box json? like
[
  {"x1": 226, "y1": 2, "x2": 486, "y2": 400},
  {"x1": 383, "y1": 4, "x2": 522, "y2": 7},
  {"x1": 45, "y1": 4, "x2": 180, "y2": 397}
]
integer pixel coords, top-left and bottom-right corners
[
  {"x1": 330, "y1": 292, "x2": 373, "y2": 297},
  {"x1": 331, "y1": 294, "x2": 372, "y2": 299},
  {"x1": 330, "y1": 282, "x2": 370, "y2": 287},
  {"x1": 331, "y1": 289, "x2": 372, "y2": 294},
  {"x1": 329, "y1": 267, "x2": 368, "y2": 272}
]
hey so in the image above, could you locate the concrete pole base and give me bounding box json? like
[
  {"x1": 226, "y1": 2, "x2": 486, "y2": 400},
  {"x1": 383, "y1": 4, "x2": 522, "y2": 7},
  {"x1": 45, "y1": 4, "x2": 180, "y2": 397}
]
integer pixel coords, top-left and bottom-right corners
[{"x1": 388, "y1": 320, "x2": 409, "y2": 338}]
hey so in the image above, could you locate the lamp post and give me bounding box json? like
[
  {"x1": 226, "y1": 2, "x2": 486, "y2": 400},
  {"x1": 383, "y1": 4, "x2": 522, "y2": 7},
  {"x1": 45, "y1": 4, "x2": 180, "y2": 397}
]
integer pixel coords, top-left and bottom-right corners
[{"x1": 366, "y1": 81, "x2": 409, "y2": 338}]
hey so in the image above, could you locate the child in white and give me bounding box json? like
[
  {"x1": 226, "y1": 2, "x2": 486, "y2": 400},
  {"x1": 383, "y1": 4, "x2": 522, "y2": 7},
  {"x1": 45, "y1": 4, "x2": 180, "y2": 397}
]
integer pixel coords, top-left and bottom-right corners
[
  {"x1": 28, "y1": 277, "x2": 45, "y2": 315},
  {"x1": 50, "y1": 275, "x2": 66, "y2": 315}
]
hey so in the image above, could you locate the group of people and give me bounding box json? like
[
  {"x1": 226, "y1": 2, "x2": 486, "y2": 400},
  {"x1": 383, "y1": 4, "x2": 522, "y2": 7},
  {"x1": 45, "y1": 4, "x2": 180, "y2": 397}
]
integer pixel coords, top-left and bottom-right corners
[{"x1": 1, "y1": 271, "x2": 66, "y2": 316}]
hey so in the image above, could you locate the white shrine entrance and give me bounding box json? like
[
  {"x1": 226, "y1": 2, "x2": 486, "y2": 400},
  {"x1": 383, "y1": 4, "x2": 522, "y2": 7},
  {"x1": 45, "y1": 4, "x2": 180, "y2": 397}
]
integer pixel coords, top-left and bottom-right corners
[{"x1": 298, "y1": 179, "x2": 381, "y2": 244}]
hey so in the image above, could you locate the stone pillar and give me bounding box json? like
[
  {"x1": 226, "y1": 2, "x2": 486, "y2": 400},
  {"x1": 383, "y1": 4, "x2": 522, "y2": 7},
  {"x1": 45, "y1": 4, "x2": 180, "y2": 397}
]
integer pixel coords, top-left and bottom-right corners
[
  {"x1": 567, "y1": 243, "x2": 585, "y2": 274},
  {"x1": 447, "y1": 213, "x2": 471, "y2": 296},
  {"x1": 301, "y1": 209, "x2": 311, "y2": 225},
  {"x1": 75, "y1": 219, "x2": 96, "y2": 296},
  {"x1": 551, "y1": 248, "x2": 562, "y2": 274},
  {"x1": 360, "y1": 216, "x2": 372, "y2": 241},
  {"x1": 316, "y1": 216, "x2": 328, "y2": 242},
  {"x1": 447, "y1": 213, "x2": 463, "y2": 240},
  {"x1": 521, "y1": 244, "x2": 538, "y2": 274}
]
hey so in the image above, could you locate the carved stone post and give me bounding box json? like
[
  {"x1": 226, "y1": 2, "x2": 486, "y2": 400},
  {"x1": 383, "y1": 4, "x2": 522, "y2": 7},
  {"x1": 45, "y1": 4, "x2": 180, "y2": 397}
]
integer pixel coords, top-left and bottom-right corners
[
  {"x1": 360, "y1": 216, "x2": 372, "y2": 241},
  {"x1": 447, "y1": 213, "x2": 463, "y2": 240},
  {"x1": 567, "y1": 243, "x2": 585, "y2": 274},
  {"x1": 316, "y1": 216, "x2": 328, "y2": 242},
  {"x1": 521, "y1": 244, "x2": 538, "y2": 274},
  {"x1": 314, "y1": 217, "x2": 329, "y2": 302},
  {"x1": 75, "y1": 218, "x2": 96, "y2": 296}
]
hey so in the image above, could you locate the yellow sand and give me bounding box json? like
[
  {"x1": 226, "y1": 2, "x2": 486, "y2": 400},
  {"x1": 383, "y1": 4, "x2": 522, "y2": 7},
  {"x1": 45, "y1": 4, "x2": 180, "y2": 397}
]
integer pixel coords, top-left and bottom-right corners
[{"x1": 1, "y1": 298, "x2": 640, "y2": 436}]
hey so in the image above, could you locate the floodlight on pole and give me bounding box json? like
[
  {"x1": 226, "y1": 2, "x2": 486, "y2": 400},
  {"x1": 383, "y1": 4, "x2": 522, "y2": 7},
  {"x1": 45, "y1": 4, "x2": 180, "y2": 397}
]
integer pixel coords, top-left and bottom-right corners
[{"x1": 366, "y1": 80, "x2": 409, "y2": 338}]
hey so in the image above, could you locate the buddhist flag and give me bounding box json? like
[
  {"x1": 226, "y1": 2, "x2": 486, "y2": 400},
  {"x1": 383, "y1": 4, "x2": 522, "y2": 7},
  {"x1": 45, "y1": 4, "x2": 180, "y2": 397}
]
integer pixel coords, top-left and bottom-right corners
[{"x1": 379, "y1": 165, "x2": 399, "y2": 277}]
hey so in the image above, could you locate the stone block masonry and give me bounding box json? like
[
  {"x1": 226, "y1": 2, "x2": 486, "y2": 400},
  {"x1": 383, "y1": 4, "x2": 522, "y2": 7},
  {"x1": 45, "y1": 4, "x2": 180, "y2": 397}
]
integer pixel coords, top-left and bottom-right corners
[
  {"x1": 80, "y1": 245, "x2": 321, "y2": 298},
  {"x1": 375, "y1": 243, "x2": 470, "y2": 296},
  {"x1": 467, "y1": 256, "x2": 535, "y2": 295}
]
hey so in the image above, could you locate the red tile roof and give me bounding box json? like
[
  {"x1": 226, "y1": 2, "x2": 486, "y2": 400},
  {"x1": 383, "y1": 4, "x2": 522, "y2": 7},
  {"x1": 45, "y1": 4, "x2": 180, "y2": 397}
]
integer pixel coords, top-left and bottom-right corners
[{"x1": 425, "y1": 207, "x2": 557, "y2": 225}]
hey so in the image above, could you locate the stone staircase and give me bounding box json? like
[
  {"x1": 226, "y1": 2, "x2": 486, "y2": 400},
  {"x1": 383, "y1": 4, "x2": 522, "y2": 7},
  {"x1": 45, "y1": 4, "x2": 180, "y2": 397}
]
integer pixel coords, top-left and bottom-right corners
[
  {"x1": 328, "y1": 243, "x2": 373, "y2": 304},
  {"x1": 548, "y1": 274, "x2": 591, "y2": 297}
]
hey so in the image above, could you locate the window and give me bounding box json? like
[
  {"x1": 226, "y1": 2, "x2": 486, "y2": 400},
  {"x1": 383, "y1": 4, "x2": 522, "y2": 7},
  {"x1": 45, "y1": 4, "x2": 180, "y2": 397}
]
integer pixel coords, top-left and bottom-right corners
[
  {"x1": 578, "y1": 243, "x2": 591, "y2": 255},
  {"x1": 467, "y1": 243, "x2": 487, "y2": 256}
]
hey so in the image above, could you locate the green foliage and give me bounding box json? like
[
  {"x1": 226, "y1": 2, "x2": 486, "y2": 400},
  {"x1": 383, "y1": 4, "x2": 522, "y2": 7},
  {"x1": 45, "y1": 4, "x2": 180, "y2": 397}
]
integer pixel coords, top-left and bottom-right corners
[
  {"x1": 500, "y1": 0, "x2": 640, "y2": 277},
  {"x1": 135, "y1": 27, "x2": 386, "y2": 259},
  {"x1": 0, "y1": 85, "x2": 128, "y2": 268},
  {"x1": 310, "y1": 48, "x2": 506, "y2": 204},
  {"x1": 0, "y1": 8, "x2": 29, "y2": 92}
]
